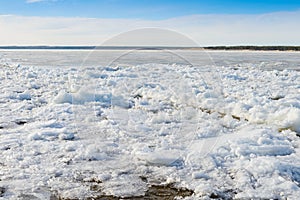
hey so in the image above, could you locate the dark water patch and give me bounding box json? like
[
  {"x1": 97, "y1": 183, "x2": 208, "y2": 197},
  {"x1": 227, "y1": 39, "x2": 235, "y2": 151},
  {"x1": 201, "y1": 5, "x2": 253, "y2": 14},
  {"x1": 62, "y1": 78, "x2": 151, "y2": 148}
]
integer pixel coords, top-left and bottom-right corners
[
  {"x1": 270, "y1": 96, "x2": 284, "y2": 100},
  {"x1": 141, "y1": 183, "x2": 194, "y2": 200},
  {"x1": 15, "y1": 120, "x2": 27, "y2": 125},
  {"x1": 0, "y1": 187, "x2": 6, "y2": 197},
  {"x1": 56, "y1": 183, "x2": 194, "y2": 200}
]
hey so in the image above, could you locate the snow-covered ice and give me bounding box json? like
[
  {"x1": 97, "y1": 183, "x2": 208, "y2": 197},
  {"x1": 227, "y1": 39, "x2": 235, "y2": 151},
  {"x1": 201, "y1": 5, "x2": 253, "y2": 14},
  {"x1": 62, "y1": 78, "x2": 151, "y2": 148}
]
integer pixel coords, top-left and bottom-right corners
[{"x1": 0, "y1": 50, "x2": 300, "y2": 199}]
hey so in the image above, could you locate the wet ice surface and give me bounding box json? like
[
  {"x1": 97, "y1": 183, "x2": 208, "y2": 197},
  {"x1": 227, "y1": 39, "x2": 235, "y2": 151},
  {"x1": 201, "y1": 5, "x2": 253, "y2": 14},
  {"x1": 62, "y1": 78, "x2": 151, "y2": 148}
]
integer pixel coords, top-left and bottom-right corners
[{"x1": 0, "y1": 50, "x2": 300, "y2": 199}]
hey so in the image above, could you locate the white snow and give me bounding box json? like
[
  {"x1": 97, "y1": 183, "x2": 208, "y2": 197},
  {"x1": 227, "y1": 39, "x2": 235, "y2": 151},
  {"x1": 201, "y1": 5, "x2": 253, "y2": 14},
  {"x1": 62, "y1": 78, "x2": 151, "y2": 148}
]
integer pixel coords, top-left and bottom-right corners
[{"x1": 0, "y1": 50, "x2": 300, "y2": 199}]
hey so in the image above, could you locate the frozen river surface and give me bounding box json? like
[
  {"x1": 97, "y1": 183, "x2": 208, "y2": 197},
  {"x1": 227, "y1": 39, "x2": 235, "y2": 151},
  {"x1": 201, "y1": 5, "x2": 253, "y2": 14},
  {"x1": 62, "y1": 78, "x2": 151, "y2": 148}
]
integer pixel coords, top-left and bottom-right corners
[
  {"x1": 0, "y1": 50, "x2": 300, "y2": 199},
  {"x1": 1, "y1": 49, "x2": 300, "y2": 70}
]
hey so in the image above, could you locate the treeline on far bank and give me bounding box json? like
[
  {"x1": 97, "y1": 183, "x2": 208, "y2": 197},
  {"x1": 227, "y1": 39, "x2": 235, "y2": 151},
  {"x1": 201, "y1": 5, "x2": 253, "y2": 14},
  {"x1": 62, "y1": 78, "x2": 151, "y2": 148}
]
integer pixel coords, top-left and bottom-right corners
[{"x1": 204, "y1": 46, "x2": 300, "y2": 51}]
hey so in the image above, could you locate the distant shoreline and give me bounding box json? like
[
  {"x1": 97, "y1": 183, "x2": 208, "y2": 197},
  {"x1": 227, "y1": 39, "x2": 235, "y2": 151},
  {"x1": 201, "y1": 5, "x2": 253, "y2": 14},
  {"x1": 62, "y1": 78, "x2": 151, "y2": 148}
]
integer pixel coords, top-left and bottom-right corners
[{"x1": 0, "y1": 46, "x2": 300, "y2": 51}]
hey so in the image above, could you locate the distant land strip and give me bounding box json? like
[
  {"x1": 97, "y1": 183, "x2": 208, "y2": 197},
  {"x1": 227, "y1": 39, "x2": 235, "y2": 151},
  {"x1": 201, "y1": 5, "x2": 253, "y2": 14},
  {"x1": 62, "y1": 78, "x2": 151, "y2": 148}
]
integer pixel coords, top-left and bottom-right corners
[
  {"x1": 0, "y1": 46, "x2": 300, "y2": 51},
  {"x1": 204, "y1": 46, "x2": 300, "y2": 51}
]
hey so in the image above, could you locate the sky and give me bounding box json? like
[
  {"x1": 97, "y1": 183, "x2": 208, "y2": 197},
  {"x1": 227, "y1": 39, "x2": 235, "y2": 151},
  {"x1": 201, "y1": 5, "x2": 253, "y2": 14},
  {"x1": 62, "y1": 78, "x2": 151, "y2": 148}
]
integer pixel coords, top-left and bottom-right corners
[{"x1": 0, "y1": 0, "x2": 300, "y2": 46}]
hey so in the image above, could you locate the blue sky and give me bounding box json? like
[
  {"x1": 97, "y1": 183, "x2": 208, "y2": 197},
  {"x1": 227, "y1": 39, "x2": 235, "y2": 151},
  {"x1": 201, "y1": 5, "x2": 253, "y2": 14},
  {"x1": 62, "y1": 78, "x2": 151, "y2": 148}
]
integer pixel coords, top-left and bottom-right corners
[
  {"x1": 0, "y1": 0, "x2": 300, "y2": 45},
  {"x1": 1, "y1": 0, "x2": 300, "y2": 19}
]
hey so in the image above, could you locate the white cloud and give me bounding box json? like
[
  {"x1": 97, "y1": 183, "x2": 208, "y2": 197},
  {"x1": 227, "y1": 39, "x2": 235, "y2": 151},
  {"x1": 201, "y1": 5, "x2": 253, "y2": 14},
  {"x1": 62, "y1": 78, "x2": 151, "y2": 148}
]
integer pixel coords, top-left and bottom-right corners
[{"x1": 0, "y1": 10, "x2": 300, "y2": 46}]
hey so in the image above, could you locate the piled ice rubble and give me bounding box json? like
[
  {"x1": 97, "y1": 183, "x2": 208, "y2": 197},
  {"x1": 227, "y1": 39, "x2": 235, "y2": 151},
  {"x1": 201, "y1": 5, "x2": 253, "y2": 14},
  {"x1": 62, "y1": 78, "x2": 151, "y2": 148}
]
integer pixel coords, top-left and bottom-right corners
[{"x1": 0, "y1": 62, "x2": 300, "y2": 199}]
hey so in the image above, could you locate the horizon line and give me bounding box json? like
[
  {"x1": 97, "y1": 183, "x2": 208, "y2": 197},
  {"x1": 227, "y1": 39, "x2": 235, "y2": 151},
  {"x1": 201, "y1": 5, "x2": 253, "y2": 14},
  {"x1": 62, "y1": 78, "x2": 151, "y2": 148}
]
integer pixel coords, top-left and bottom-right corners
[{"x1": 0, "y1": 45, "x2": 300, "y2": 51}]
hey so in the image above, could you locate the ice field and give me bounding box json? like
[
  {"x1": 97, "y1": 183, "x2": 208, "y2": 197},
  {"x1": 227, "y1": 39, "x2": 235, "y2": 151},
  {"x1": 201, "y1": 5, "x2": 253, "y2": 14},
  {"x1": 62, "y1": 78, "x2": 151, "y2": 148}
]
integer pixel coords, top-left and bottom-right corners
[{"x1": 0, "y1": 49, "x2": 300, "y2": 199}]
